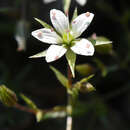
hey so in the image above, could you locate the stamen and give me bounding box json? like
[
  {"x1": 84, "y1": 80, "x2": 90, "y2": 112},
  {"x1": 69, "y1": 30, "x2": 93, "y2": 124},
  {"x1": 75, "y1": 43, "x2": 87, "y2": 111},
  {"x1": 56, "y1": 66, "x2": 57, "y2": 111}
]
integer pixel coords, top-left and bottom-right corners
[
  {"x1": 55, "y1": 56, "x2": 59, "y2": 60},
  {"x1": 37, "y1": 31, "x2": 43, "y2": 39},
  {"x1": 72, "y1": 21, "x2": 76, "y2": 24},
  {"x1": 66, "y1": 29, "x2": 70, "y2": 33},
  {"x1": 52, "y1": 11, "x2": 56, "y2": 20},
  {"x1": 86, "y1": 43, "x2": 90, "y2": 48},
  {"x1": 51, "y1": 28, "x2": 54, "y2": 32},
  {"x1": 86, "y1": 12, "x2": 90, "y2": 17}
]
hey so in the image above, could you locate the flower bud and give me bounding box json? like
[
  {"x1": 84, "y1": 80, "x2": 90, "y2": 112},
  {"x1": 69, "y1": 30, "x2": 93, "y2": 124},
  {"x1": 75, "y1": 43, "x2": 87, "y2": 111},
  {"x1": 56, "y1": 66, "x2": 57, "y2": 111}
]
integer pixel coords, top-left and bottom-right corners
[{"x1": 0, "y1": 85, "x2": 18, "y2": 107}]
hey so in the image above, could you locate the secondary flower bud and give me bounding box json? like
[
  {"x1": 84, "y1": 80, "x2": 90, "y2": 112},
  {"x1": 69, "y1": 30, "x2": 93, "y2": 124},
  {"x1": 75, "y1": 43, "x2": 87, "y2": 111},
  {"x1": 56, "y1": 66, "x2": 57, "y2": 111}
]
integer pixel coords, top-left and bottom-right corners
[{"x1": 0, "y1": 85, "x2": 18, "y2": 107}]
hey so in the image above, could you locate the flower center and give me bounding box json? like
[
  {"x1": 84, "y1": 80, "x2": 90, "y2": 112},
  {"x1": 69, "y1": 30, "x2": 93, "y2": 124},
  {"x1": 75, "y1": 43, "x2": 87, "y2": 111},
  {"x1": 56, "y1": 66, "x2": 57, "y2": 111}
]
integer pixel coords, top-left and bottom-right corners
[{"x1": 62, "y1": 30, "x2": 74, "y2": 48}]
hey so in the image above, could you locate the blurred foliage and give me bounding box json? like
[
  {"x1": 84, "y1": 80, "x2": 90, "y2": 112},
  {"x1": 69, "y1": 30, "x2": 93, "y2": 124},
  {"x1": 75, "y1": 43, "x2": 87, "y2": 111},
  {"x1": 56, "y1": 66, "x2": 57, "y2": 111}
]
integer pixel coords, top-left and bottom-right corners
[{"x1": 0, "y1": 0, "x2": 130, "y2": 130}]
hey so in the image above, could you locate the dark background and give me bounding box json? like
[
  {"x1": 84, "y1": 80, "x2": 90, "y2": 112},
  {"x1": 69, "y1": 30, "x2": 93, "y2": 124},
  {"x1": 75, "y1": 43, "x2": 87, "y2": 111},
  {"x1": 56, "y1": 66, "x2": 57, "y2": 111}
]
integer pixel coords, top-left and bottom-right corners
[{"x1": 0, "y1": 0, "x2": 130, "y2": 130}]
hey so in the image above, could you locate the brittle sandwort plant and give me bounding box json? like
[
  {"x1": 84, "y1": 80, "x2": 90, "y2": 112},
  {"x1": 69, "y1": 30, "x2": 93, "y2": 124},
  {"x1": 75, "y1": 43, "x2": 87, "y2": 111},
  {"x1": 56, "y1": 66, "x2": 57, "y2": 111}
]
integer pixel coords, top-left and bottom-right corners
[{"x1": 0, "y1": 0, "x2": 113, "y2": 130}]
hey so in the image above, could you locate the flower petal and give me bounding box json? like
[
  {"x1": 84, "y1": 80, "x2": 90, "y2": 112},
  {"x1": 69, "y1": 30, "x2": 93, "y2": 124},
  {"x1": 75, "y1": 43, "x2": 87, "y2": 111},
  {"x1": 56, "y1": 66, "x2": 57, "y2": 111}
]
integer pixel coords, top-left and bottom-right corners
[
  {"x1": 71, "y1": 12, "x2": 94, "y2": 38},
  {"x1": 31, "y1": 28, "x2": 62, "y2": 44},
  {"x1": 46, "y1": 45, "x2": 67, "y2": 62},
  {"x1": 76, "y1": 0, "x2": 87, "y2": 6},
  {"x1": 71, "y1": 39, "x2": 94, "y2": 56},
  {"x1": 50, "y1": 9, "x2": 69, "y2": 35}
]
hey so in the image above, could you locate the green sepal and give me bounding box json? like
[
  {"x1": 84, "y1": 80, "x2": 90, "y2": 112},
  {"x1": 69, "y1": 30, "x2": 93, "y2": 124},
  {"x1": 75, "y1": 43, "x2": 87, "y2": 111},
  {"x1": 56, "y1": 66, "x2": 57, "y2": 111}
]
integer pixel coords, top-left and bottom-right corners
[
  {"x1": 71, "y1": 7, "x2": 78, "y2": 22},
  {"x1": 20, "y1": 93, "x2": 38, "y2": 110},
  {"x1": 66, "y1": 49, "x2": 76, "y2": 78},
  {"x1": 29, "y1": 50, "x2": 47, "y2": 58},
  {"x1": 63, "y1": 0, "x2": 71, "y2": 14},
  {"x1": 0, "y1": 85, "x2": 18, "y2": 107},
  {"x1": 50, "y1": 66, "x2": 69, "y2": 88},
  {"x1": 80, "y1": 82, "x2": 96, "y2": 93},
  {"x1": 73, "y1": 75, "x2": 95, "y2": 93},
  {"x1": 34, "y1": 18, "x2": 52, "y2": 29}
]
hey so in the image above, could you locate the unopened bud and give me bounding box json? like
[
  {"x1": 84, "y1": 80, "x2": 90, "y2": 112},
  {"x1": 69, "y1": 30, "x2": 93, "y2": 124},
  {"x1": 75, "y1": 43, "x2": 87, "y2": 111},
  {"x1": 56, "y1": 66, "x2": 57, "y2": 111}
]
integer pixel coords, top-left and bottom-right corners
[{"x1": 0, "y1": 85, "x2": 18, "y2": 107}]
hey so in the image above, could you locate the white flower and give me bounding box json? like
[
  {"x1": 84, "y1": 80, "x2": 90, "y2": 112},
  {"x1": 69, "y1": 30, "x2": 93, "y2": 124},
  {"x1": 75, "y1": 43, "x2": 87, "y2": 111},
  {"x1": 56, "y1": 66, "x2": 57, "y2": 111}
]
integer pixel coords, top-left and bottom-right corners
[
  {"x1": 31, "y1": 9, "x2": 94, "y2": 63},
  {"x1": 76, "y1": 0, "x2": 87, "y2": 6},
  {"x1": 43, "y1": 0, "x2": 56, "y2": 4}
]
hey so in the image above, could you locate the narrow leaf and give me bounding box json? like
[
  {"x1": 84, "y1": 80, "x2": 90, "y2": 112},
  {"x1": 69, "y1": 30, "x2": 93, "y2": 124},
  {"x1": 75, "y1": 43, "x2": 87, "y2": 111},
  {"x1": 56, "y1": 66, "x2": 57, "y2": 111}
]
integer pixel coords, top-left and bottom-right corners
[
  {"x1": 29, "y1": 50, "x2": 47, "y2": 58},
  {"x1": 66, "y1": 49, "x2": 76, "y2": 78},
  {"x1": 34, "y1": 18, "x2": 52, "y2": 29},
  {"x1": 50, "y1": 66, "x2": 69, "y2": 88},
  {"x1": 20, "y1": 94, "x2": 37, "y2": 110}
]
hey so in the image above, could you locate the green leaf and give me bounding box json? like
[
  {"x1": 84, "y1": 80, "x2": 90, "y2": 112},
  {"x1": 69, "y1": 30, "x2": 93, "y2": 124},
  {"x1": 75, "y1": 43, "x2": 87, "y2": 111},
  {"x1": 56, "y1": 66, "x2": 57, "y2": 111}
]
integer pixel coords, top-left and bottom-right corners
[
  {"x1": 76, "y1": 64, "x2": 95, "y2": 76},
  {"x1": 50, "y1": 66, "x2": 69, "y2": 88},
  {"x1": 29, "y1": 50, "x2": 47, "y2": 58},
  {"x1": 34, "y1": 18, "x2": 52, "y2": 29},
  {"x1": 66, "y1": 49, "x2": 76, "y2": 78},
  {"x1": 0, "y1": 85, "x2": 18, "y2": 107},
  {"x1": 79, "y1": 74, "x2": 94, "y2": 84},
  {"x1": 63, "y1": 0, "x2": 71, "y2": 14},
  {"x1": 20, "y1": 94, "x2": 37, "y2": 110}
]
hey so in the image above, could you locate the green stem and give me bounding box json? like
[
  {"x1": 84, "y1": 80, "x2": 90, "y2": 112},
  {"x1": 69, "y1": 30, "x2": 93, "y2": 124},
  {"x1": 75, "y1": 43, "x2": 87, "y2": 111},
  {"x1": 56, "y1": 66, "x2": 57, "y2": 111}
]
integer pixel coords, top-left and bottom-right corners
[{"x1": 66, "y1": 65, "x2": 73, "y2": 130}]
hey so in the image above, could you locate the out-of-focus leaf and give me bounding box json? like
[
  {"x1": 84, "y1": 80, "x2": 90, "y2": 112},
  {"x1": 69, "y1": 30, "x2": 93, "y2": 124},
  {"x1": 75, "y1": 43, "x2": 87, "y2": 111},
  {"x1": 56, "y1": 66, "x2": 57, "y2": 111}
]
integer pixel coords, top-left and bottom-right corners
[
  {"x1": 50, "y1": 66, "x2": 69, "y2": 88},
  {"x1": 20, "y1": 94, "x2": 37, "y2": 110},
  {"x1": 34, "y1": 18, "x2": 52, "y2": 29},
  {"x1": 29, "y1": 50, "x2": 47, "y2": 58},
  {"x1": 94, "y1": 58, "x2": 107, "y2": 77},
  {"x1": 66, "y1": 49, "x2": 76, "y2": 78},
  {"x1": 76, "y1": 64, "x2": 95, "y2": 76},
  {"x1": 95, "y1": 36, "x2": 112, "y2": 54},
  {"x1": 63, "y1": 0, "x2": 71, "y2": 14},
  {"x1": 0, "y1": 85, "x2": 18, "y2": 107},
  {"x1": 88, "y1": 34, "x2": 113, "y2": 54}
]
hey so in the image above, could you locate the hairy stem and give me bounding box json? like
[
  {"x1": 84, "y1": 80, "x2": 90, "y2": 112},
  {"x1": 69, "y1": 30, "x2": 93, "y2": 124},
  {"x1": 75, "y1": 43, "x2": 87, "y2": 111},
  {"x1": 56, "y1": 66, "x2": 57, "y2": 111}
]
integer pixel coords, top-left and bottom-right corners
[
  {"x1": 66, "y1": 65, "x2": 73, "y2": 130},
  {"x1": 14, "y1": 103, "x2": 37, "y2": 114}
]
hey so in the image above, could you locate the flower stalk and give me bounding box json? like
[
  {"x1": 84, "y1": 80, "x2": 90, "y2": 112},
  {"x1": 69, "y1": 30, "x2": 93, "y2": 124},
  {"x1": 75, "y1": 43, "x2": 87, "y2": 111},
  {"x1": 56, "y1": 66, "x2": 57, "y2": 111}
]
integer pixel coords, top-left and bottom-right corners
[{"x1": 66, "y1": 64, "x2": 73, "y2": 130}]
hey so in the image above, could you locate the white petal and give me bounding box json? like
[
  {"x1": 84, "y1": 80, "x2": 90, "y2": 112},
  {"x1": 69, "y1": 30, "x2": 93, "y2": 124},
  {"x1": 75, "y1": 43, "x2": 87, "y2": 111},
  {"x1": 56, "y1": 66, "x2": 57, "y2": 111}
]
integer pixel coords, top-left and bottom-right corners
[
  {"x1": 71, "y1": 12, "x2": 94, "y2": 38},
  {"x1": 95, "y1": 41, "x2": 113, "y2": 45},
  {"x1": 15, "y1": 35, "x2": 26, "y2": 51},
  {"x1": 71, "y1": 39, "x2": 94, "y2": 56},
  {"x1": 76, "y1": 0, "x2": 87, "y2": 6},
  {"x1": 50, "y1": 9, "x2": 69, "y2": 35},
  {"x1": 43, "y1": 0, "x2": 56, "y2": 4},
  {"x1": 31, "y1": 28, "x2": 62, "y2": 44},
  {"x1": 46, "y1": 45, "x2": 67, "y2": 62}
]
